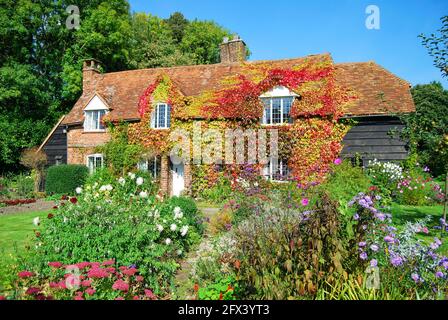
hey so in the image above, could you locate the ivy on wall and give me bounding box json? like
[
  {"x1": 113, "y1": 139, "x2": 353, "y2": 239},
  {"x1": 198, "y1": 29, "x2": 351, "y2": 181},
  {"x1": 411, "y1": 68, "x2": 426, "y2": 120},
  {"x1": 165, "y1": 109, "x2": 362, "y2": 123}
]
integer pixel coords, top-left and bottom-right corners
[{"x1": 126, "y1": 56, "x2": 356, "y2": 185}]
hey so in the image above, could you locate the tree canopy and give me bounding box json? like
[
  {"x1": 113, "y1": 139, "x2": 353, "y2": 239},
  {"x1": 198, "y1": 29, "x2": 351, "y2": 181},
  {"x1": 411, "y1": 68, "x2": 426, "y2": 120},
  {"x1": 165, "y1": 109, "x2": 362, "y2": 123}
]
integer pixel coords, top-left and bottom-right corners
[
  {"x1": 0, "y1": 1, "x2": 239, "y2": 172},
  {"x1": 420, "y1": 16, "x2": 448, "y2": 78}
]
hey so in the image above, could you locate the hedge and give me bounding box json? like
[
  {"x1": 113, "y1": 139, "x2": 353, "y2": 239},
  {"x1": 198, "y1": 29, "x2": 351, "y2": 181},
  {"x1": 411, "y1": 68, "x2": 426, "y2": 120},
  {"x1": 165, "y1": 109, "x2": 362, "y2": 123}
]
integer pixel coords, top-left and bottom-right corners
[{"x1": 45, "y1": 165, "x2": 89, "y2": 195}]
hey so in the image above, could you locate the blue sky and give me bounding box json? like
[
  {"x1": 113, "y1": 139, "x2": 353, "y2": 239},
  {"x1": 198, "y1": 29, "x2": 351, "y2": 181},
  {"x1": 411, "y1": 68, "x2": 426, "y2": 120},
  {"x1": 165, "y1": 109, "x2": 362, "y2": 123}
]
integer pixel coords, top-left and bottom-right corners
[{"x1": 129, "y1": 0, "x2": 448, "y2": 88}]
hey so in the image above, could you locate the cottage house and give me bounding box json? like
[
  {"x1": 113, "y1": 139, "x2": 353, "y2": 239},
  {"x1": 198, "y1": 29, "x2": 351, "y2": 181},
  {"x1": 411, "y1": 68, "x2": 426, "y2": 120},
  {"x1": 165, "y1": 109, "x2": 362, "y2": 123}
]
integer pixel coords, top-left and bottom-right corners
[{"x1": 39, "y1": 37, "x2": 415, "y2": 196}]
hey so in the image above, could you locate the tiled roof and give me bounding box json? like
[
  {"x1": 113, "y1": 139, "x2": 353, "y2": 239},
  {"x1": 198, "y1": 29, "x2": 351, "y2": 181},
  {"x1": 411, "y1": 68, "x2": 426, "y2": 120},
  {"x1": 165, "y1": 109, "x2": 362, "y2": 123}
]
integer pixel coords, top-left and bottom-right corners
[{"x1": 63, "y1": 54, "x2": 415, "y2": 125}]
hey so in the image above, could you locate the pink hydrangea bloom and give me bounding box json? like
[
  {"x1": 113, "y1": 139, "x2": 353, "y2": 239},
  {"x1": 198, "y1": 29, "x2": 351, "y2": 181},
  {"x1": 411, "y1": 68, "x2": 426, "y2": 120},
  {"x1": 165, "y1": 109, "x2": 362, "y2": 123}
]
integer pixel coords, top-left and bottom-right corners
[
  {"x1": 48, "y1": 262, "x2": 63, "y2": 268},
  {"x1": 18, "y1": 271, "x2": 34, "y2": 278},
  {"x1": 87, "y1": 268, "x2": 109, "y2": 279}
]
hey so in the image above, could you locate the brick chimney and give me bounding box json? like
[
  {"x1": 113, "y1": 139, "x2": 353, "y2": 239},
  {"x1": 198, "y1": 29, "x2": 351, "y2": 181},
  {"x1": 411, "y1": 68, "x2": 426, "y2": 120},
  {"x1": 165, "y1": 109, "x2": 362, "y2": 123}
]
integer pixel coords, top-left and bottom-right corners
[
  {"x1": 220, "y1": 35, "x2": 247, "y2": 64},
  {"x1": 82, "y1": 58, "x2": 102, "y2": 94}
]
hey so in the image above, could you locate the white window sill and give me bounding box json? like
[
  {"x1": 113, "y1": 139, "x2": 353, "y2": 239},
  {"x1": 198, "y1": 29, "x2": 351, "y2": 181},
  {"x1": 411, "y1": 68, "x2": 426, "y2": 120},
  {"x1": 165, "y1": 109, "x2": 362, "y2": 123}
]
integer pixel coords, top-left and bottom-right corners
[{"x1": 83, "y1": 129, "x2": 107, "y2": 133}]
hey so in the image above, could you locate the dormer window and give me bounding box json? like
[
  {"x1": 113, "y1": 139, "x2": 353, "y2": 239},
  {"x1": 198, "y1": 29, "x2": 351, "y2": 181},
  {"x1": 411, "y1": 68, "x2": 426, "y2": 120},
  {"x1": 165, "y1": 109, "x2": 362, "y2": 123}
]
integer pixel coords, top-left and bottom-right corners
[
  {"x1": 260, "y1": 86, "x2": 297, "y2": 125},
  {"x1": 83, "y1": 95, "x2": 109, "y2": 132},
  {"x1": 151, "y1": 103, "x2": 171, "y2": 129}
]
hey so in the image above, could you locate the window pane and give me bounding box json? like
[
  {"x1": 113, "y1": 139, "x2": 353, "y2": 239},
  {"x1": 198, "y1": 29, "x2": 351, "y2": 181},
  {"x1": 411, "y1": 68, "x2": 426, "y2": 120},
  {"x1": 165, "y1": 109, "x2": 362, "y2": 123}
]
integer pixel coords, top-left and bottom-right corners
[
  {"x1": 282, "y1": 97, "x2": 293, "y2": 124},
  {"x1": 166, "y1": 105, "x2": 171, "y2": 128},
  {"x1": 158, "y1": 104, "x2": 166, "y2": 128},
  {"x1": 272, "y1": 98, "x2": 281, "y2": 124},
  {"x1": 99, "y1": 110, "x2": 106, "y2": 129},
  {"x1": 88, "y1": 157, "x2": 94, "y2": 172},
  {"x1": 95, "y1": 156, "x2": 103, "y2": 169},
  {"x1": 93, "y1": 111, "x2": 99, "y2": 130}
]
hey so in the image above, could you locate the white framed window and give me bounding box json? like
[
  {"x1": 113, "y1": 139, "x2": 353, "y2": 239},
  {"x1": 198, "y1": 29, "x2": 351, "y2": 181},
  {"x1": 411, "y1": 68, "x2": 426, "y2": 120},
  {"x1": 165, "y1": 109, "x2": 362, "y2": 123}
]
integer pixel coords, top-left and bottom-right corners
[
  {"x1": 83, "y1": 95, "x2": 109, "y2": 132},
  {"x1": 261, "y1": 97, "x2": 294, "y2": 125},
  {"x1": 263, "y1": 157, "x2": 291, "y2": 181},
  {"x1": 137, "y1": 156, "x2": 161, "y2": 180},
  {"x1": 87, "y1": 154, "x2": 104, "y2": 173},
  {"x1": 151, "y1": 103, "x2": 171, "y2": 129},
  {"x1": 84, "y1": 110, "x2": 107, "y2": 131}
]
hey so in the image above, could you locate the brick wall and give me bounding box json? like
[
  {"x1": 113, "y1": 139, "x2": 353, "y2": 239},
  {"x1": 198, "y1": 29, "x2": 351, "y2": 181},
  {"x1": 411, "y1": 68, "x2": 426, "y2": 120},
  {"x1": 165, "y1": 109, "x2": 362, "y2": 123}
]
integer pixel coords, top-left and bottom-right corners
[{"x1": 67, "y1": 127, "x2": 110, "y2": 165}]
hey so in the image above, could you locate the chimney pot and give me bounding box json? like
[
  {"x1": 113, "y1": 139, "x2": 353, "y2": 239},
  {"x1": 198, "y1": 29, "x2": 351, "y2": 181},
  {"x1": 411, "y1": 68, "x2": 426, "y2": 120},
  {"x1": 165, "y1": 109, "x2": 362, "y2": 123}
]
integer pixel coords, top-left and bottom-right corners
[{"x1": 82, "y1": 58, "x2": 102, "y2": 95}]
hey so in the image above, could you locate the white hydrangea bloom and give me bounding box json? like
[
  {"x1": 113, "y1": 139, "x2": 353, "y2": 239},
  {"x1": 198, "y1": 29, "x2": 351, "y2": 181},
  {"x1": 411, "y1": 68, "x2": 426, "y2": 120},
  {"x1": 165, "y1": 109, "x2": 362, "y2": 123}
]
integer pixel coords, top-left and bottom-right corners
[
  {"x1": 157, "y1": 224, "x2": 164, "y2": 232},
  {"x1": 173, "y1": 207, "x2": 183, "y2": 219},
  {"x1": 136, "y1": 177, "x2": 144, "y2": 185},
  {"x1": 165, "y1": 238, "x2": 172, "y2": 245},
  {"x1": 170, "y1": 223, "x2": 177, "y2": 231},
  {"x1": 75, "y1": 187, "x2": 82, "y2": 194},
  {"x1": 180, "y1": 225, "x2": 189, "y2": 237},
  {"x1": 139, "y1": 191, "x2": 148, "y2": 198}
]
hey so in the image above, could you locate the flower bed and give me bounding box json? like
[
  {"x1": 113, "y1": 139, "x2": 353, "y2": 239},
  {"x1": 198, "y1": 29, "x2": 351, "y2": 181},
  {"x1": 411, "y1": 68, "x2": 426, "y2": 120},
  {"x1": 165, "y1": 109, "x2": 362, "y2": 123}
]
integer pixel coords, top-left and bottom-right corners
[{"x1": 0, "y1": 199, "x2": 36, "y2": 207}]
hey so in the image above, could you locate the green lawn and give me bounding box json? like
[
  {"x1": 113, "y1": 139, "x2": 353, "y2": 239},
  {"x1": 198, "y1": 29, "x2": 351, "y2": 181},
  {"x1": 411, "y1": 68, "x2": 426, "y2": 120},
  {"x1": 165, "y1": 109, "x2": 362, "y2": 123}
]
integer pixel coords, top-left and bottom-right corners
[
  {"x1": 0, "y1": 210, "x2": 48, "y2": 262},
  {"x1": 390, "y1": 203, "x2": 448, "y2": 255}
]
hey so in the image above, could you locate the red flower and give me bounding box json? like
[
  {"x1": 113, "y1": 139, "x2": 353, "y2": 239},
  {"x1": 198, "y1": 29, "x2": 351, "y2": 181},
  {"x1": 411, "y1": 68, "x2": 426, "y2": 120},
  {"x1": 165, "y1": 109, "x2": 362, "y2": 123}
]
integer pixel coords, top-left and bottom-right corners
[
  {"x1": 0, "y1": 296, "x2": 6, "y2": 300},
  {"x1": 76, "y1": 262, "x2": 90, "y2": 269},
  {"x1": 25, "y1": 287, "x2": 40, "y2": 295},
  {"x1": 18, "y1": 271, "x2": 34, "y2": 278},
  {"x1": 69, "y1": 197, "x2": 78, "y2": 204},
  {"x1": 133, "y1": 296, "x2": 140, "y2": 300},
  {"x1": 227, "y1": 284, "x2": 234, "y2": 292},
  {"x1": 47, "y1": 213, "x2": 54, "y2": 219},
  {"x1": 48, "y1": 261, "x2": 62, "y2": 268},
  {"x1": 233, "y1": 260, "x2": 241, "y2": 270},
  {"x1": 61, "y1": 195, "x2": 68, "y2": 200},
  {"x1": 81, "y1": 280, "x2": 92, "y2": 287},
  {"x1": 219, "y1": 292, "x2": 223, "y2": 300},
  {"x1": 102, "y1": 259, "x2": 115, "y2": 266},
  {"x1": 49, "y1": 282, "x2": 59, "y2": 288},
  {"x1": 121, "y1": 268, "x2": 138, "y2": 276},
  {"x1": 193, "y1": 283, "x2": 199, "y2": 292},
  {"x1": 85, "y1": 288, "x2": 96, "y2": 296},
  {"x1": 87, "y1": 268, "x2": 109, "y2": 279},
  {"x1": 52, "y1": 206, "x2": 58, "y2": 209},
  {"x1": 112, "y1": 279, "x2": 129, "y2": 292},
  {"x1": 144, "y1": 289, "x2": 156, "y2": 300}
]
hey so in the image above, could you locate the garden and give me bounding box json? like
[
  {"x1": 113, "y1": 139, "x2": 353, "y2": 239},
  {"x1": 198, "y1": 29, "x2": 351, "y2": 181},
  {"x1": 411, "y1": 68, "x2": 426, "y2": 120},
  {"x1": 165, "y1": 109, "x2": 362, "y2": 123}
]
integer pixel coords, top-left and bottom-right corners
[{"x1": 0, "y1": 154, "x2": 447, "y2": 300}]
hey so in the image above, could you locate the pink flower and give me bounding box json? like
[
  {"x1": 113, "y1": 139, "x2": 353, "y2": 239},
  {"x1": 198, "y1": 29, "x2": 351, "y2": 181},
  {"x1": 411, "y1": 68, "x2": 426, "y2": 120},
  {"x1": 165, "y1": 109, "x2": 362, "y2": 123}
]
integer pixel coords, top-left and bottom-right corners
[
  {"x1": 18, "y1": 271, "x2": 34, "y2": 278},
  {"x1": 85, "y1": 288, "x2": 96, "y2": 296},
  {"x1": 135, "y1": 275, "x2": 144, "y2": 282},
  {"x1": 115, "y1": 296, "x2": 124, "y2": 300},
  {"x1": 73, "y1": 296, "x2": 84, "y2": 300},
  {"x1": 121, "y1": 268, "x2": 138, "y2": 276},
  {"x1": 25, "y1": 287, "x2": 40, "y2": 295},
  {"x1": 81, "y1": 280, "x2": 92, "y2": 287},
  {"x1": 333, "y1": 158, "x2": 342, "y2": 165},
  {"x1": 301, "y1": 198, "x2": 309, "y2": 206},
  {"x1": 90, "y1": 262, "x2": 101, "y2": 269},
  {"x1": 144, "y1": 289, "x2": 156, "y2": 299},
  {"x1": 0, "y1": 296, "x2": 5, "y2": 300},
  {"x1": 49, "y1": 282, "x2": 59, "y2": 288},
  {"x1": 133, "y1": 296, "x2": 140, "y2": 300},
  {"x1": 87, "y1": 268, "x2": 109, "y2": 279},
  {"x1": 102, "y1": 259, "x2": 115, "y2": 266},
  {"x1": 48, "y1": 262, "x2": 63, "y2": 268},
  {"x1": 112, "y1": 279, "x2": 129, "y2": 292},
  {"x1": 76, "y1": 262, "x2": 91, "y2": 269},
  {"x1": 58, "y1": 281, "x2": 67, "y2": 289}
]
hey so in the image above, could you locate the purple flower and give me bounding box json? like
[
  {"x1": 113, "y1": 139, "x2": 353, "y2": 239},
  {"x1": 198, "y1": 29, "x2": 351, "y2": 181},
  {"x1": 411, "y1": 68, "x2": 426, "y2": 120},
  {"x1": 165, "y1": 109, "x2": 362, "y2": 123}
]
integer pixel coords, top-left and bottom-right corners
[
  {"x1": 358, "y1": 199, "x2": 369, "y2": 208},
  {"x1": 375, "y1": 195, "x2": 382, "y2": 201},
  {"x1": 411, "y1": 273, "x2": 420, "y2": 283},
  {"x1": 360, "y1": 252, "x2": 368, "y2": 260},
  {"x1": 333, "y1": 158, "x2": 342, "y2": 165},
  {"x1": 390, "y1": 255, "x2": 403, "y2": 266},
  {"x1": 301, "y1": 198, "x2": 309, "y2": 206},
  {"x1": 370, "y1": 259, "x2": 378, "y2": 267},
  {"x1": 435, "y1": 271, "x2": 444, "y2": 278},
  {"x1": 384, "y1": 235, "x2": 395, "y2": 243},
  {"x1": 370, "y1": 244, "x2": 379, "y2": 252},
  {"x1": 358, "y1": 242, "x2": 367, "y2": 247},
  {"x1": 443, "y1": 261, "x2": 448, "y2": 270},
  {"x1": 353, "y1": 213, "x2": 360, "y2": 220},
  {"x1": 375, "y1": 213, "x2": 386, "y2": 221}
]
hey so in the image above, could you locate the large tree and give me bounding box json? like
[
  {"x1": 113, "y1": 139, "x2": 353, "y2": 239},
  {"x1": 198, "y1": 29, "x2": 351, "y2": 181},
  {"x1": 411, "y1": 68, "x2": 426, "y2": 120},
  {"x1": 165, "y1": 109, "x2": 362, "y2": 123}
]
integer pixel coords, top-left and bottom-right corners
[
  {"x1": 420, "y1": 16, "x2": 448, "y2": 78},
  {"x1": 402, "y1": 82, "x2": 448, "y2": 176}
]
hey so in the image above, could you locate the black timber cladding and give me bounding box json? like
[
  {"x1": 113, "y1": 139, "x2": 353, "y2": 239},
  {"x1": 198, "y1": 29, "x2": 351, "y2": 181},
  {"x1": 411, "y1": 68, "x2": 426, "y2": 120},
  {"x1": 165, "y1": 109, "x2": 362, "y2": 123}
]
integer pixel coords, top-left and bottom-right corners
[
  {"x1": 42, "y1": 125, "x2": 67, "y2": 166},
  {"x1": 341, "y1": 116, "x2": 409, "y2": 165}
]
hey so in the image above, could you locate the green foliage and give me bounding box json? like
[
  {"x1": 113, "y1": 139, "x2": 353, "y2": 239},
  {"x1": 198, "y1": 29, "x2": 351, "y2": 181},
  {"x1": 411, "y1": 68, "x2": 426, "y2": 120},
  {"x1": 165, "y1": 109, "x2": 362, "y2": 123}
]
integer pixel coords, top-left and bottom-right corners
[
  {"x1": 197, "y1": 276, "x2": 238, "y2": 300},
  {"x1": 45, "y1": 165, "x2": 88, "y2": 195},
  {"x1": 99, "y1": 124, "x2": 144, "y2": 176},
  {"x1": 402, "y1": 82, "x2": 448, "y2": 176},
  {"x1": 0, "y1": 1, "x2": 243, "y2": 173},
  {"x1": 320, "y1": 161, "x2": 371, "y2": 204},
  {"x1": 23, "y1": 175, "x2": 202, "y2": 296},
  {"x1": 181, "y1": 20, "x2": 232, "y2": 64},
  {"x1": 420, "y1": 16, "x2": 448, "y2": 77},
  {"x1": 167, "y1": 196, "x2": 204, "y2": 234}
]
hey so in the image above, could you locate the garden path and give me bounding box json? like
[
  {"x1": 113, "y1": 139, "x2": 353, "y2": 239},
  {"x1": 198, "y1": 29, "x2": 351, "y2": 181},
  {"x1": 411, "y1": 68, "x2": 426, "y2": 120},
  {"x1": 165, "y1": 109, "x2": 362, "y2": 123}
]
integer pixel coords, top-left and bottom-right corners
[{"x1": 174, "y1": 206, "x2": 219, "y2": 299}]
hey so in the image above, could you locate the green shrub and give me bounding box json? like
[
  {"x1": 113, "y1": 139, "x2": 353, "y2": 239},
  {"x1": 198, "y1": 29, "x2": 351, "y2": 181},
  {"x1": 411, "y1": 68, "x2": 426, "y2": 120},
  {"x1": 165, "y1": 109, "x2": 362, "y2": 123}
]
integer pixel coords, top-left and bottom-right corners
[
  {"x1": 22, "y1": 174, "x2": 200, "y2": 296},
  {"x1": 45, "y1": 165, "x2": 89, "y2": 195},
  {"x1": 320, "y1": 160, "x2": 371, "y2": 204},
  {"x1": 168, "y1": 196, "x2": 204, "y2": 234},
  {"x1": 14, "y1": 174, "x2": 34, "y2": 198}
]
